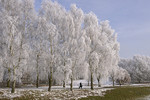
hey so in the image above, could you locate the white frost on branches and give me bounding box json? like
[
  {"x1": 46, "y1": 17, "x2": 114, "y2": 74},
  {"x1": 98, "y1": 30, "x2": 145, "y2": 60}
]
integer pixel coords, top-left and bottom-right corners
[{"x1": 0, "y1": 0, "x2": 121, "y2": 91}]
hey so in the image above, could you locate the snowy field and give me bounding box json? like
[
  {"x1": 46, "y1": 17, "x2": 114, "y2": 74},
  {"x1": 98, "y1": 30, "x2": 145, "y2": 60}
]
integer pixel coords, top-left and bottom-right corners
[
  {"x1": 1, "y1": 82, "x2": 150, "y2": 100},
  {"x1": 137, "y1": 95, "x2": 150, "y2": 100},
  {"x1": 0, "y1": 80, "x2": 113, "y2": 99},
  {"x1": 0, "y1": 87, "x2": 113, "y2": 100}
]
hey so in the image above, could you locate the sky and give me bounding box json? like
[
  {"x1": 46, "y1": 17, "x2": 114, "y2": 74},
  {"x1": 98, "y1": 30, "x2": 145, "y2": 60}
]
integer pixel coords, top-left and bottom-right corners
[{"x1": 35, "y1": 0, "x2": 150, "y2": 58}]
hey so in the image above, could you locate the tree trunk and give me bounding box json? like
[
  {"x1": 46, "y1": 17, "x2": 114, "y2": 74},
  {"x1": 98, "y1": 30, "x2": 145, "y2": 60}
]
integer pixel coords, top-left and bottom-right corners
[
  {"x1": 48, "y1": 37, "x2": 53, "y2": 92},
  {"x1": 97, "y1": 78, "x2": 101, "y2": 87},
  {"x1": 7, "y1": 69, "x2": 11, "y2": 87},
  {"x1": 7, "y1": 79, "x2": 10, "y2": 87},
  {"x1": 91, "y1": 73, "x2": 93, "y2": 90},
  {"x1": 70, "y1": 76, "x2": 73, "y2": 91},
  {"x1": 70, "y1": 61, "x2": 76, "y2": 91},
  {"x1": 48, "y1": 70, "x2": 52, "y2": 91},
  {"x1": 63, "y1": 80, "x2": 65, "y2": 88},
  {"x1": 63, "y1": 62, "x2": 66, "y2": 88},
  {"x1": 36, "y1": 75, "x2": 39, "y2": 88},
  {"x1": 119, "y1": 80, "x2": 122, "y2": 86},
  {"x1": 138, "y1": 79, "x2": 141, "y2": 83},
  {"x1": 36, "y1": 54, "x2": 39, "y2": 88},
  {"x1": 139, "y1": 80, "x2": 140, "y2": 83},
  {"x1": 11, "y1": 80, "x2": 16, "y2": 93},
  {"x1": 113, "y1": 79, "x2": 115, "y2": 87},
  {"x1": 11, "y1": 67, "x2": 16, "y2": 93}
]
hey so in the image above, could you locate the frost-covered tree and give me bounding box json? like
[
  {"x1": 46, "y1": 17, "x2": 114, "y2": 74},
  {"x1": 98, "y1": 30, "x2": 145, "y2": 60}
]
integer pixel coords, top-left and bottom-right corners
[
  {"x1": 119, "y1": 55, "x2": 150, "y2": 83},
  {"x1": 40, "y1": 0, "x2": 70, "y2": 89},
  {"x1": 40, "y1": 0, "x2": 66, "y2": 90},
  {"x1": 115, "y1": 67, "x2": 131, "y2": 86},
  {"x1": 55, "y1": 58, "x2": 72, "y2": 87},
  {"x1": 67, "y1": 4, "x2": 86, "y2": 91},
  {"x1": 0, "y1": 0, "x2": 33, "y2": 93},
  {"x1": 0, "y1": 0, "x2": 28, "y2": 93},
  {"x1": 83, "y1": 13, "x2": 120, "y2": 89},
  {"x1": 0, "y1": 0, "x2": 121, "y2": 92},
  {"x1": 44, "y1": 20, "x2": 58, "y2": 91},
  {"x1": 98, "y1": 21, "x2": 120, "y2": 87},
  {"x1": 109, "y1": 68, "x2": 117, "y2": 86},
  {"x1": 2, "y1": 15, "x2": 24, "y2": 93},
  {"x1": 30, "y1": 16, "x2": 49, "y2": 88},
  {"x1": 95, "y1": 20, "x2": 119, "y2": 87},
  {"x1": 15, "y1": 0, "x2": 37, "y2": 86},
  {"x1": 132, "y1": 56, "x2": 150, "y2": 83},
  {"x1": 41, "y1": 1, "x2": 86, "y2": 90},
  {"x1": 89, "y1": 52, "x2": 99, "y2": 89},
  {"x1": 83, "y1": 12, "x2": 100, "y2": 90}
]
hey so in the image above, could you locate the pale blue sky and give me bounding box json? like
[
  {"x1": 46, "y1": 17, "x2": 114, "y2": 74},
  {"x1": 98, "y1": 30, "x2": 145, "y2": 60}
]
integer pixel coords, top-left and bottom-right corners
[{"x1": 35, "y1": 0, "x2": 150, "y2": 58}]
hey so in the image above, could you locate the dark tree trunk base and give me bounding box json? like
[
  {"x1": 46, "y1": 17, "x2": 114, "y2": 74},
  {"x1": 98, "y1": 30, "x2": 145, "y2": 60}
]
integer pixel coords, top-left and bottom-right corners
[
  {"x1": 70, "y1": 77, "x2": 73, "y2": 91},
  {"x1": 11, "y1": 81, "x2": 16, "y2": 93},
  {"x1": 91, "y1": 73, "x2": 93, "y2": 90}
]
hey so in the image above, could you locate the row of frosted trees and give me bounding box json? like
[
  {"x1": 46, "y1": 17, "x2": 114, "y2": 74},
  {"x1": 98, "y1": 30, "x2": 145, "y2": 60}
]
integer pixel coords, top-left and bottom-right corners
[
  {"x1": 0, "y1": 0, "x2": 127, "y2": 93},
  {"x1": 119, "y1": 55, "x2": 150, "y2": 83}
]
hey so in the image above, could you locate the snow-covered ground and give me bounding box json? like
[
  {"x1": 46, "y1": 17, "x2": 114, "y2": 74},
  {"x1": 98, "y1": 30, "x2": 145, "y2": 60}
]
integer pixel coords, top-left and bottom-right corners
[
  {"x1": 129, "y1": 83, "x2": 150, "y2": 87},
  {"x1": 1, "y1": 81, "x2": 150, "y2": 100},
  {"x1": 136, "y1": 95, "x2": 150, "y2": 100},
  {"x1": 0, "y1": 87, "x2": 113, "y2": 100},
  {"x1": 0, "y1": 79, "x2": 113, "y2": 99}
]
